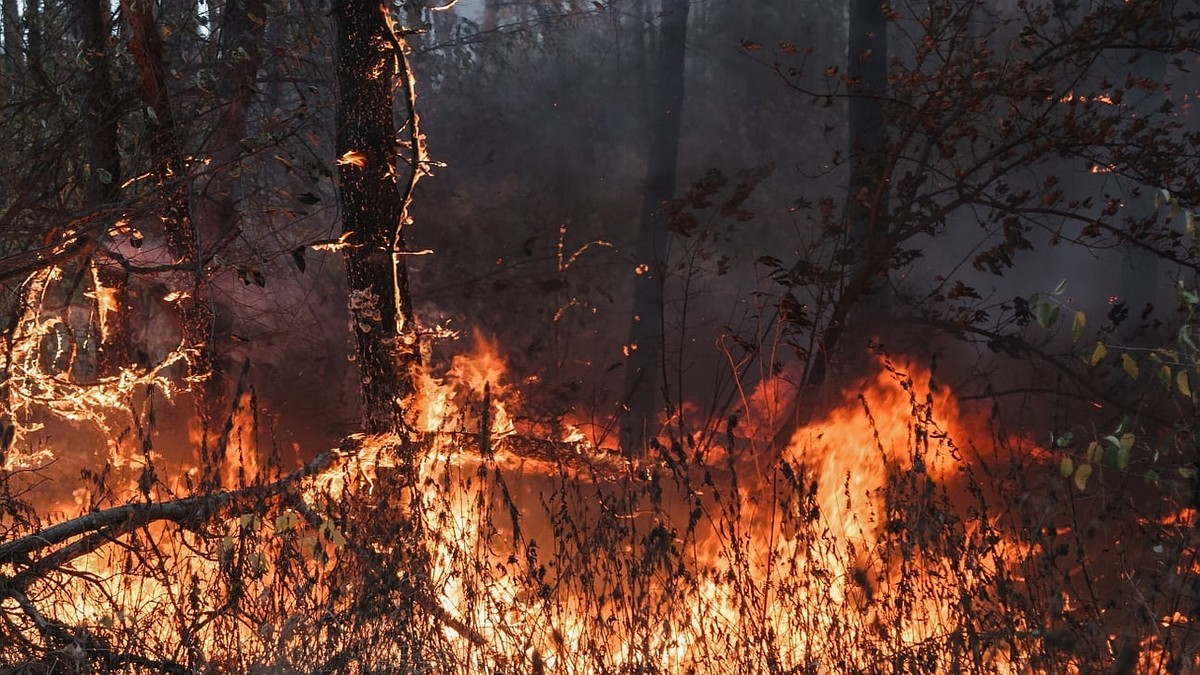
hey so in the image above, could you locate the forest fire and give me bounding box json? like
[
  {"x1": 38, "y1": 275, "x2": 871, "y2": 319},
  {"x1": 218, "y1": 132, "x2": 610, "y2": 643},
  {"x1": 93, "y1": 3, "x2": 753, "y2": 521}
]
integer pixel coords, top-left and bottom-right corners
[
  {"x1": 3, "y1": 0, "x2": 1200, "y2": 671},
  {"x1": 1, "y1": 221, "x2": 1198, "y2": 674},
  {"x1": 1, "y1": 314, "x2": 1043, "y2": 672},
  {"x1": 3, "y1": 255, "x2": 1199, "y2": 672}
]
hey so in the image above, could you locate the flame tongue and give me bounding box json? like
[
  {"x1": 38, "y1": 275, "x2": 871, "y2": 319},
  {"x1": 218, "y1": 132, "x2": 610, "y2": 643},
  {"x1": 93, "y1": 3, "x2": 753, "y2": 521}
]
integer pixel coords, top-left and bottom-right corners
[{"x1": 416, "y1": 330, "x2": 516, "y2": 437}]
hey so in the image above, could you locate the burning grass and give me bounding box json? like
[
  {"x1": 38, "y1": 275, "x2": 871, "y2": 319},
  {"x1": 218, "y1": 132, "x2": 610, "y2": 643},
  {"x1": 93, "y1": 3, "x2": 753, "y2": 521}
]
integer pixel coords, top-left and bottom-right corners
[{"x1": 2, "y1": 338, "x2": 1199, "y2": 673}]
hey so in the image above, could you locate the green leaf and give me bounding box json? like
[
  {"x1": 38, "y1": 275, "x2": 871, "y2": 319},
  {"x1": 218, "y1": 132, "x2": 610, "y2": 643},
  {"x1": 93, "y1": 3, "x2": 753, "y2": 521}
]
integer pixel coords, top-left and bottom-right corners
[
  {"x1": 96, "y1": 167, "x2": 112, "y2": 184},
  {"x1": 1089, "y1": 342, "x2": 1107, "y2": 366},
  {"x1": 1179, "y1": 371, "x2": 1192, "y2": 398},
  {"x1": 319, "y1": 519, "x2": 347, "y2": 548},
  {"x1": 146, "y1": 106, "x2": 159, "y2": 124},
  {"x1": 274, "y1": 512, "x2": 302, "y2": 534},
  {"x1": 1158, "y1": 365, "x2": 1172, "y2": 389},
  {"x1": 1119, "y1": 433, "x2": 1135, "y2": 451},
  {"x1": 1116, "y1": 444, "x2": 1131, "y2": 470},
  {"x1": 1036, "y1": 301, "x2": 1060, "y2": 330},
  {"x1": 1121, "y1": 353, "x2": 1139, "y2": 380},
  {"x1": 1072, "y1": 311, "x2": 1086, "y2": 341},
  {"x1": 1179, "y1": 466, "x2": 1195, "y2": 480},
  {"x1": 1051, "y1": 279, "x2": 1067, "y2": 296},
  {"x1": 1074, "y1": 463, "x2": 1093, "y2": 491},
  {"x1": 1060, "y1": 457, "x2": 1074, "y2": 477},
  {"x1": 1086, "y1": 441, "x2": 1102, "y2": 464},
  {"x1": 1181, "y1": 325, "x2": 1197, "y2": 351},
  {"x1": 1054, "y1": 431, "x2": 1074, "y2": 448}
]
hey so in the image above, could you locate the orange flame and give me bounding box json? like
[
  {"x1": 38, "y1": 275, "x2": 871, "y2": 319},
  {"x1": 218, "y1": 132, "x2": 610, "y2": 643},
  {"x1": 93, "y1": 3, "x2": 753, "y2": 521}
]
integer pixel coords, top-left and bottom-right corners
[{"x1": 10, "y1": 304, "x2": 1197, "y2": 672}]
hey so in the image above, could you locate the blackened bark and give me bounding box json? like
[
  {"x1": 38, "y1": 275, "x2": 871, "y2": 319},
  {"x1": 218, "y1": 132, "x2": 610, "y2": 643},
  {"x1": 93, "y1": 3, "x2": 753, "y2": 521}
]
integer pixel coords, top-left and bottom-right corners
[
  {"x1": 620, "y1": 0, "x2": 688, "y2": 455},
  {"x1": 23, "y1": 0, "x2": 37, "y2": 73},
  {"x1": 333, "y1": 0, "x2": 422, "y2": 435}
]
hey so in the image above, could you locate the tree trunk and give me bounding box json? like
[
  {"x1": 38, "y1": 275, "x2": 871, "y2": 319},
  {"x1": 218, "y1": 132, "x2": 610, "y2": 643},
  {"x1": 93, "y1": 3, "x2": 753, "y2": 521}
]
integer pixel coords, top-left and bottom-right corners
[
  {"x1": 122, "y1": 0, "x2": 225, "y2": 480},
  {"x1": 2, "y1": 0, "x2": 20, "y2": 73},
  {"x1": 483, "y1": 0, "x2": 500, "y2": 31},
  {"x1": 74, "y1": 0, "x2": 129, "y2": 378},
  {"x1": 802, "y1": 0, "x2": 889, "y2": 388},
  {"x1": 1118, "y1": 0, "x2": 1170, "y2": 340},
  {"x1": 76, "y1": 0, "x2": 120, "y2": 208},
  {"x1": 331, "y1": 5, "x2": 430, "y2": 660},
  {"x1": 23, "y1": 0, "x2": 37, "y2": 74},
  {"x1": 332, "y1": 0, "x2": 422, "y2": 436},
  {"x1": 190, "y1": 0, "x2": 266, "y2": 248},
  {"x1": 620, "y1": 0, "x2": 688, "y2": 455}
]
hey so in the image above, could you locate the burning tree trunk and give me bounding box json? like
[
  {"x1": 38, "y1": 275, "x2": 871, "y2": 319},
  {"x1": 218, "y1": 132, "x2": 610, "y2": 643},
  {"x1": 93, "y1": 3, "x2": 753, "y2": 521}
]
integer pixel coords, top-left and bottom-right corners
[
  {"x1": 333, "y1": 0, "x2": 424, "y2": 436},
  {"x1": 621, "y1": 0, "x2": 689, "y2": 455},
  {"x1": 330, "y1": 5, "x2": 443, "y2": 663}
]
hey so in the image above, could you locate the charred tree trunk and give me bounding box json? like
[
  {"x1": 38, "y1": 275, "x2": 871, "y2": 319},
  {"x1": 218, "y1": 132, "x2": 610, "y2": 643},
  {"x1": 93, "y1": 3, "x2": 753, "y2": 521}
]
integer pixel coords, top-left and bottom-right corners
[
  {"x1": 23, "y1": 0, "x2": 37, "y2": 75},
  {"x1": 333, "y1": 0, "x2": 422, "y2": 435},
  {"x1": 620, "y1": 0, "x2": 688, "y2": 455},
  {"x1": 332, "y1": 4, "x2": 431, "y2": 660}
]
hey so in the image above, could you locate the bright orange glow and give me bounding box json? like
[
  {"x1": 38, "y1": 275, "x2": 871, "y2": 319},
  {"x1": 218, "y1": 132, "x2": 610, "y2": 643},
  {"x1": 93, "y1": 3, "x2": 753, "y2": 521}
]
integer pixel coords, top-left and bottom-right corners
[{"x1": 7, "y1": 289, "x2": 1197, "y2": 673}]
